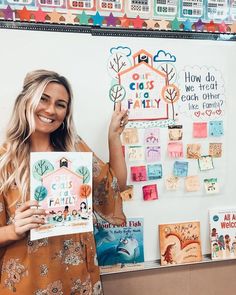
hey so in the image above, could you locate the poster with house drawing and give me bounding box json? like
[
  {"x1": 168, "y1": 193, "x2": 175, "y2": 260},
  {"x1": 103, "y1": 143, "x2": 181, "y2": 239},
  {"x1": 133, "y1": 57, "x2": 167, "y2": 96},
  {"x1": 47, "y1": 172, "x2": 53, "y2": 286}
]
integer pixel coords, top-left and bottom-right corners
[
  {"x1": 108, "y1": 46, "x2": 225, "y2": 198},
  {"x1": 30, "y1": 152, "x2": 93, "y2": 241}
]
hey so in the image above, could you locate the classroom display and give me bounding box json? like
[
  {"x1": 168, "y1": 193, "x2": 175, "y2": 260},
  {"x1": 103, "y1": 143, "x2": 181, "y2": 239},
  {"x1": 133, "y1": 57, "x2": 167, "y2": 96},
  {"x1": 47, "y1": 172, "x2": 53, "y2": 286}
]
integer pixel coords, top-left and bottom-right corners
[
  {"x1": 94, "y1": 217, "x2": 144, "y2": 273},
  {"x1": 30, "y1": 151, "x2": 93, "y2": 240},
  {"x1": 116, "y1": 47, "x2": 225, "y2": 200},
  {"x1": 1, "y1": 0, "x2": 236, "y2": 34},
  {"x1": 209, "y1": 208, "x2": 236, "y2": 260},
  {"x1": 159, "y1": 221, "x2": 202, "y2": 265},
  {"x1": 0, "y1": 28, "x2": 235, "y2": 266}
]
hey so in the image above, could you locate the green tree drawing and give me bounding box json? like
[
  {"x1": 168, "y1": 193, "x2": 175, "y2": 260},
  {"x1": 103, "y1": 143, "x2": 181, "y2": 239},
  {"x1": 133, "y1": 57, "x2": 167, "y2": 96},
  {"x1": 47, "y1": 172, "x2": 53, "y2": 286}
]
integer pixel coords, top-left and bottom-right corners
[
  {"x1": 32, "y1": 159, "x2": 54, "y2": 181},
  {"x1": 34, "y1": 185, "x2": 48, "y2": 201},
  {"x1": 76, "y1": 166, "x2": 90, "y2": 184}
]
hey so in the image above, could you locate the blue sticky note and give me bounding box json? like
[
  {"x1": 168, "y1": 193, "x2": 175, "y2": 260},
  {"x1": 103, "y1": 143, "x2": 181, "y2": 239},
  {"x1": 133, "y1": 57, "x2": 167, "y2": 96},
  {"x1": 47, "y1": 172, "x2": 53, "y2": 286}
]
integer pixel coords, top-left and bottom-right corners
[
  {"x1": 147, "y1": 164, "x2": 162, "y2": 180},
  {"x1": 209, "y1": 121, "x2": 224, "y2": 137},
  {"x1": 173, "y1": 161, "x2": 188, "y2": 177}
]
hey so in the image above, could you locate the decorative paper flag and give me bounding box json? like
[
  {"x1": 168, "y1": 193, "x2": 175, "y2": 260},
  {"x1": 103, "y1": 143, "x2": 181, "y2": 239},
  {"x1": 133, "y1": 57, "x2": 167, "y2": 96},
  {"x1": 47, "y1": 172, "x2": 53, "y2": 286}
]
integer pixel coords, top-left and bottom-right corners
[
  {"x1": 168, "y1": 142, "x2": 183, "y2": 158},
  {"x1": 165, "y1": 175, "x2": 179, "y2": 191},
  {"x1": 144, "y1": 128, "x2": 160, "y2": 145},
  {"x1": 122, "y1": 128, "x2": 139, "y2": 144},
  {"x1": 198, "y1": 155, "x2": 214, "y2": 171},
  {"x1": 168, "y1": 125, "x2": 183, "y2": 141},
  {"x1": 127, "y1": 146, "x2": 145, "y2": 161},
  {"x1": 186, "y1": 143, "x2": 201, "y2": 159},
  {"x1": 142, "y1": 184, "x2": 158, "y2": 201},
  {"x1": 204, "y1": 178, "x2": 219, "y2": 194},
  {"x1": 131, "y1": 166, "x2": 147, "y2": 182},
  {"x1": 209, "y1": 121, "x2": 224, "y2": 137},
  {"x1": 120, "y1": 185, "x2": 134, "y2": 201},
  {"x1": 185, "y1": 176, "x2": 200, "y2": 192},
  {"x1": 209, "y1": 143, "x2": 222, "y2": 158},
  {"x1": 173, "y1": 161, "x2": 188, "y2": 177},
  {"x1": 193, "y1": 122, "x2": 207, "y2": 138},
  {"x1": 145, "y1": 146, "x2": 161, "y2": 162},
  {"x1": 147, "y1": 164, "x2": 162, "y2": 180}
]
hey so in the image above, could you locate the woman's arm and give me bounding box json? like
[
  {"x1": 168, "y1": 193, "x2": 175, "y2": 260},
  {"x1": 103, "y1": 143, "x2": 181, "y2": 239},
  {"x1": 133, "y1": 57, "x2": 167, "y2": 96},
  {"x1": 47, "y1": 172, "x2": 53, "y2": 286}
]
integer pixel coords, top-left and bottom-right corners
[
  {"x1": 0, "y1": 200, "x2": 45, "y2": 247},
  {"x1": 108, "y1": 101, "x2": 129, "y2": 192}
]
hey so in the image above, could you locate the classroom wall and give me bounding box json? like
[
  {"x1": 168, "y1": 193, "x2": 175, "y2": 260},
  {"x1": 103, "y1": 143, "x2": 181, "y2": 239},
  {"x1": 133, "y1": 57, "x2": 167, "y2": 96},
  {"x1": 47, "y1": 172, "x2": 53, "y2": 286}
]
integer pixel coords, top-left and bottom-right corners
[{"x1": 0, "y1": 28, "x2": 236, "y2": 292}]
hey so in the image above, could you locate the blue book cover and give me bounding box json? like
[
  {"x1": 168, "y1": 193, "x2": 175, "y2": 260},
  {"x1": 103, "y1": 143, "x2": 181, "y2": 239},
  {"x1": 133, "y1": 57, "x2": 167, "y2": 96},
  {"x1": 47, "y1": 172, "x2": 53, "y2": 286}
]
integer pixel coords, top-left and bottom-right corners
[{"x1": 94, "y1": 217, "x2": 144, "y2": 273}]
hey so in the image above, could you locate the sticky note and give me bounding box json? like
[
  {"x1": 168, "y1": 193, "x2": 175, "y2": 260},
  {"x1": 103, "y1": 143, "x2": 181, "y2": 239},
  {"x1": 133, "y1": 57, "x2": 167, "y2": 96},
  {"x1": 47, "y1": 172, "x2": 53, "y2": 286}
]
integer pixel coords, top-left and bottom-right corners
[
  {"x1": 122, "y1": 128, "x2": 139, "y2": 144},
  {"x1": 144, "y1": 128, "x2": 160, "y2": 145},
  {"x1": 173, "y1": 161, "x2": 188, "y2": 177},
  {"x1": 168, "y1": 125, "x2": 183, "y2": 141},
  {"x1": 209, "y1": 121, "x2": 223, "y2": 137},
  {"x1": 142, "y1": 184, "x2": 158, "y2": 201},
  {"x1": 209, "y1": 143, "x2": 222, "y2": 158},
  {"x1": 130, "y1": 166, "x2": 147, "y2": 182},
  {"x1": 147, "y1": 164, "x2": 162, "y2": 180},
  {"x1": 198, "y1": 155, "x2": 214, "y2": 171},
  {"x1": 168, "y1": 142, "x2": 183, "y2": 158},
  {"x1": 186, "y1": 144, "x2": 201, "y2": 159},
  {"x1": 185, "y1": 176, "x2": 200, "y2": 192},
  {"x1": 145, "y1": 146, "x2": 161, "y2": 162},
  {"x1": 193, "y1": 122, "x2": 207, "y2": 138}
]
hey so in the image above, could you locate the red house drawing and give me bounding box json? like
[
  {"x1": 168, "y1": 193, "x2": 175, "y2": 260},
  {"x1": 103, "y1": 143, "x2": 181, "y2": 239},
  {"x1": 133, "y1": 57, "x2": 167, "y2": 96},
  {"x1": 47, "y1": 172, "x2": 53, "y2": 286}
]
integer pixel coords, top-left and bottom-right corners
[{"x1": 119, "y1": 49, "x2": 168, "y2": 121}]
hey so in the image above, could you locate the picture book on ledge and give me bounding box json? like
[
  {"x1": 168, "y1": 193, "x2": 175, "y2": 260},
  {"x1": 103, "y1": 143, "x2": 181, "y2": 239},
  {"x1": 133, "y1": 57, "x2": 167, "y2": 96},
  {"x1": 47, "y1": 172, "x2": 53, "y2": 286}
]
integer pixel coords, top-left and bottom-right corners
[
  {"x1": 209, "y1": 208, "x2": 236, "y2": 260},
  {"x1": 30, "y1": 152, "x2": 93, "y2": 241},
  {"x1": 94, "y1": 217, "x2": 144, "y2": 273},
  {"x1": 159, "y1": 221, "x2": 202, "y2": 266}
]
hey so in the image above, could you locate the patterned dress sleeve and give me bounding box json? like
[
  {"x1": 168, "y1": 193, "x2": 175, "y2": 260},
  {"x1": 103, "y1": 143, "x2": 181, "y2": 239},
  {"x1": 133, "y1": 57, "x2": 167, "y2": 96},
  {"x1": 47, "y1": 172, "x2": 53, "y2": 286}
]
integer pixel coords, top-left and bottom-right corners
[
  {"x1": 0, "y1": 193, "x2": 7, "y2": 265},
  {"x1": 75, "y1": 136, "x2": 126, "y2": 225}
]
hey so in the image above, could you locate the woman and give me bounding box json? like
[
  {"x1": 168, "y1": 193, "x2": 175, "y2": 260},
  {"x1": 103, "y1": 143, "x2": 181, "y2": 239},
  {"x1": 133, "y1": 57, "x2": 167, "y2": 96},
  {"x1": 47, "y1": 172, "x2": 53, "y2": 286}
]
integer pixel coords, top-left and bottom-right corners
[{"x1": 0, "y1": 70, "x2": 128, "y2": 294}]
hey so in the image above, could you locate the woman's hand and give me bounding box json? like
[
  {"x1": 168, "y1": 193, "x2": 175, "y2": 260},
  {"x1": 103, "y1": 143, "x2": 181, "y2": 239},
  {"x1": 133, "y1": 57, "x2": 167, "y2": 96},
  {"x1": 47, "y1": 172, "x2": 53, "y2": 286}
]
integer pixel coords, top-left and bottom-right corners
[
  {"x1": 13, "y1": 200, "x2": 46, "y2": 238},
  {"x1": 109, "y1": 101, "x2": 129, "y2": 138}
]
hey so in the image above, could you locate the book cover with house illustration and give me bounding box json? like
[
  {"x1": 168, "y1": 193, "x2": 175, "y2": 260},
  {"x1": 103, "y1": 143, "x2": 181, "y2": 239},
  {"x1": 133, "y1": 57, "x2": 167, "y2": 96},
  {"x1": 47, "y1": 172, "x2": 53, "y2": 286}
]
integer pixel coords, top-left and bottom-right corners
[
  {"x1": 159, "y1": 221, "x2": 202, "y2": 266},
  {"x1": 94, "y1": 217, "x2": 144, "y2": 273},
  {"x1": 30, "y1": 152, "x2": 93, "y2": 241},
  {"x1": 209, "y1": 208, "x2": 236, "y2": 260}
]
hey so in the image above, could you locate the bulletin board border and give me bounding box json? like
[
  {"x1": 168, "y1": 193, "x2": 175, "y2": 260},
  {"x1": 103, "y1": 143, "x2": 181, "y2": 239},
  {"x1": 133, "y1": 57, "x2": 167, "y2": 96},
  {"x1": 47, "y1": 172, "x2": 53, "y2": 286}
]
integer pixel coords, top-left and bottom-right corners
[{"x1": 0, "y1": 20, "x2": 236, "y2": 41}]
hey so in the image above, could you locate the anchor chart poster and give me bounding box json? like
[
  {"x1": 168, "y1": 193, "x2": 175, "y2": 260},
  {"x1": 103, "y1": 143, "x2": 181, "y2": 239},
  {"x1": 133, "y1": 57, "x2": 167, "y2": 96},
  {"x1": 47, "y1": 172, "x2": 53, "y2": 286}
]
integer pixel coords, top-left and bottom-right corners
[
  {"x1": 30, "y1": 152, "x2": 93, "y2": 241},
  {"x1": 108, "y1": 45, "x2": 225, "y2": 201}
]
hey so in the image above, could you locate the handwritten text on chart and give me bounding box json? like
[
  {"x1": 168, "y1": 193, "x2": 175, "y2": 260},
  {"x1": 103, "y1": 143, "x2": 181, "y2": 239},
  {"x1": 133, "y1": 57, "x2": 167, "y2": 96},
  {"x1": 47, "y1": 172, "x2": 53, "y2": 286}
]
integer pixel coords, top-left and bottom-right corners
[{"x1": 178, "y1": 66, "x2": 225, "y2": 119}]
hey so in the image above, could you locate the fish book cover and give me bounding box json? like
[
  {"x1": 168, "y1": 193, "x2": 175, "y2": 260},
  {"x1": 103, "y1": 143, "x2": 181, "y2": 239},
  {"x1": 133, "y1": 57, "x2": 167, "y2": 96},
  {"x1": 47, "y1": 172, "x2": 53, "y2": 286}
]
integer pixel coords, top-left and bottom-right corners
[
  {"x1": 30, "y1": 152, "x2": 93, "y2": 241},
  {"x1": 94, "y1": 218, "x2": 144, "y2": 273},
  {"x1": 159, "y1": 221, "x2": 202, "y2": 266},
  {"x1": 209, "y1": 208, "x2": 236, "y2": 260}
]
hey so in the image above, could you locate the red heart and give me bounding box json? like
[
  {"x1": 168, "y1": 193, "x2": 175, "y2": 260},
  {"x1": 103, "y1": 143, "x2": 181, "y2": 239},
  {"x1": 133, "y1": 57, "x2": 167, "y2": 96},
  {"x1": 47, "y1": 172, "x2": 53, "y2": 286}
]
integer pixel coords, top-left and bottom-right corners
[
  {"x1": 205, "y1": 110, "x2": 212, "y2": 116},
  {"x1": 194, "y1": 111, "x2": 200, "y2": 117},
  {"x1": 216, "y1": 109, "x2": 222, "y2": 115}
]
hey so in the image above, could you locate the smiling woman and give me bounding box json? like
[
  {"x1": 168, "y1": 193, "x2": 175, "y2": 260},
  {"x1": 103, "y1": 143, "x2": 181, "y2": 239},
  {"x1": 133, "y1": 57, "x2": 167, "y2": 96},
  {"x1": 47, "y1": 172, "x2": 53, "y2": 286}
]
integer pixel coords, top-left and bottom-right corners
[
  {"x1": 33, "y1": 82, "x2": 69, "y2": 145},
  {"x1": 0, "y1": 69, "x2": 128, "y2": 294}
]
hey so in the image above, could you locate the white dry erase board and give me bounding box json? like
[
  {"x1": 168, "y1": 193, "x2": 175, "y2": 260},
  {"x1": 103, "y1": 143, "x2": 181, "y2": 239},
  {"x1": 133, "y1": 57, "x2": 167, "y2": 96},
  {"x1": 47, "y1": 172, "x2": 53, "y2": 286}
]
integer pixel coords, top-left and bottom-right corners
[{"x1": 0, "y1": 28, "x2": 236, "y2": 263}]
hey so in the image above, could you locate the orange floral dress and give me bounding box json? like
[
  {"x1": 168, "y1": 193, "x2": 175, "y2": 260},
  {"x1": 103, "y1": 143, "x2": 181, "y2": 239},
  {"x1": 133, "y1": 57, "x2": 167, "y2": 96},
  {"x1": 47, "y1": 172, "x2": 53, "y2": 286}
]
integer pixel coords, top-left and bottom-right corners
[{"x1": 0, "y1": 137, "x2": 125, "y2": 294}]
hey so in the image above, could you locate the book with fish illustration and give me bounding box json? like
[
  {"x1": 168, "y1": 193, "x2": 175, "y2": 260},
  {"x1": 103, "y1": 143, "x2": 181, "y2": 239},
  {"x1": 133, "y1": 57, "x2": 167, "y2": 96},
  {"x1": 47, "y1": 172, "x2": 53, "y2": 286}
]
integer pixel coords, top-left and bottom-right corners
[
  {"x1": 209, "y1": 208, "x2": 236, "y2": 260},
  {"x1": 94, "y1": 217, "x2": 144, "y2": 273},
  {"x1": 159, "y1": 221, "x2": 202, "y2": 266},
  {"x1": 30, "y1": 152, "x2": 93, "y2": 241}
]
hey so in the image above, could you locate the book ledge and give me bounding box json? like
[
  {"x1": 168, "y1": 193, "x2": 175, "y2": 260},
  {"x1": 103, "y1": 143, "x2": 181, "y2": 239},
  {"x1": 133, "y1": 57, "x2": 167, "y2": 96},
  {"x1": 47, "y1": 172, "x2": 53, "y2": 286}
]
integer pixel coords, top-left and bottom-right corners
[{"x1": 101, "y1": 254, "x2": 236, "y2": 275}]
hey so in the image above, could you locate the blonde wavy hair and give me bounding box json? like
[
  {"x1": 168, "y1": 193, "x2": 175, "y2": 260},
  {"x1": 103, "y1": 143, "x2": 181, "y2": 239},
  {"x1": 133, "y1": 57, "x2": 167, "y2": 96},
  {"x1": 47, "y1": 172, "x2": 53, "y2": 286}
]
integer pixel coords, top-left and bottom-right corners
[{"x1": 0, "y1": 69, "x2": 77, "y2": 202}]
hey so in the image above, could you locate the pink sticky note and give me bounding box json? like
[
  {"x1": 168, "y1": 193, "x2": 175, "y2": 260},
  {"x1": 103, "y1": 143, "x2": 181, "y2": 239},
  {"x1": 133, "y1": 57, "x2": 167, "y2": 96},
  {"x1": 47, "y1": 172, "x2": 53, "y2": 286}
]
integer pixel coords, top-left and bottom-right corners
[
  {"x1": 193, "y1": 122, "x2": 207, "y2": 138},
  {"x1": 131, "y1": 166, "x2": 147, "y2": 182},
  {"x1": 142, "y1": 184, "x2": 158, "y2": 201},
  {"x1": 168, "y1": 142, "x2": 183, "y2": 158}
]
